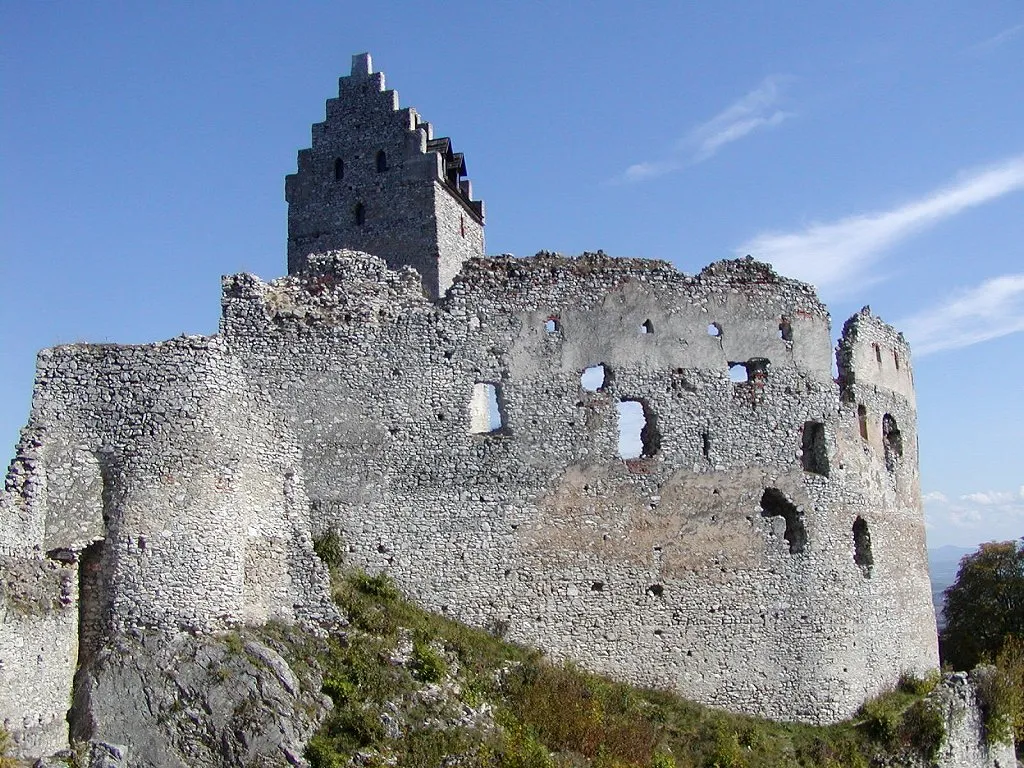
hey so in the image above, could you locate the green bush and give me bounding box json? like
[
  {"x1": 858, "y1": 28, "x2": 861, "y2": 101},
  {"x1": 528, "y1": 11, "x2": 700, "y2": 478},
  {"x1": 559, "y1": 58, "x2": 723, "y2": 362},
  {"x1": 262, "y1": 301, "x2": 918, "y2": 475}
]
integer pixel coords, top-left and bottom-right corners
[
  {"x1": 411, "y1": 638, "x2": 448, "y2": 684},
  {"x1": 901, "y1": 698, "x2": 945, "y2": 760},
  {"x1": 313, "y1": 529, "x2": 346, "y2": 569},
  {"x1": 897, "y1": 670, "x2": 940, "y2": 696}
]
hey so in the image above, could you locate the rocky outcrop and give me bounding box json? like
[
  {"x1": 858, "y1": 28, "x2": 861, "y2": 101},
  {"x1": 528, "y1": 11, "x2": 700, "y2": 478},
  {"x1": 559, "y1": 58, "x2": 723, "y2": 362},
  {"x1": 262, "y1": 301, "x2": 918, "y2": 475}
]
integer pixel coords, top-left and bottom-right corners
[{"x1": 58, "y1": 631, "x2": 327, "y2": 768}]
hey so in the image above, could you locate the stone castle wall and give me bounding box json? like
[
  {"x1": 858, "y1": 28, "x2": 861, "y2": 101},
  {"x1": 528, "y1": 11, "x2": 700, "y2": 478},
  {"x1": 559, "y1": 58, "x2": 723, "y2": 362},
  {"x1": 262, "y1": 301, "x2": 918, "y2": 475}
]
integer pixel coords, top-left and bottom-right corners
[
  {"x1": 1, "y1": 250, "x2": 939, "y2": 746},
  {"x1": 220, "y1": 250, "x2": 936, "y2": 722},
  {"x1": 0, "y1": 338, "x2": 333, "y2": 754}
]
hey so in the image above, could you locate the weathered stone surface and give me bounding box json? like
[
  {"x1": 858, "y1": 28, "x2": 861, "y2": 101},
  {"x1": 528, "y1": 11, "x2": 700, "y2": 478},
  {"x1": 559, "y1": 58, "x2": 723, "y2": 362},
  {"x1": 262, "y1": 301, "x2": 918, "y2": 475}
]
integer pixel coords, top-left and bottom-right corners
[{"x1": 66, "y1": 632, "x2": 324, "y2": 768}]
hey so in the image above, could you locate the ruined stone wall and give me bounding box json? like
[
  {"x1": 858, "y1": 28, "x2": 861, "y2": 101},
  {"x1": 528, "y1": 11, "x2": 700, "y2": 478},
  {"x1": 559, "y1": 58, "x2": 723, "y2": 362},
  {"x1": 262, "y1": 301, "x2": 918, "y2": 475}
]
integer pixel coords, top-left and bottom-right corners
[
  {"x1": 0, "y1": 556, "x2": 77, "y2": 756},
  {"x1": 221, "y1": 250, "x2": 938, "y2": 723},
  {"x1": 0, "y1": 248, "x2": 938, "y2": 752},
  {"x1": 0, "y1": 337, "x2": 334, "y2": 756}
]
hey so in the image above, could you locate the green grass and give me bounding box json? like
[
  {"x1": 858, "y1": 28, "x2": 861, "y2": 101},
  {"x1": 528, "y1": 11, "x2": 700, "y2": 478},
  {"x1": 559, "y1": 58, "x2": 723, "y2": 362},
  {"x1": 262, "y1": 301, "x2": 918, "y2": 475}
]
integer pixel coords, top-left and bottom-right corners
[{"x1": 254, "y1": 568, "x2": 949, "y2": 768}]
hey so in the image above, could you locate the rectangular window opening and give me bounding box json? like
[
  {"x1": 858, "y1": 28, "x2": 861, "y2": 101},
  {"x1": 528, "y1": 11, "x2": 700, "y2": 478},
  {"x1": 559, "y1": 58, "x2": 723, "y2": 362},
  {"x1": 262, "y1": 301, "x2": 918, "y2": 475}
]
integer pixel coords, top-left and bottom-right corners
[{"x1": 469, "y1": 382, "x2": 506, "y2": 435}]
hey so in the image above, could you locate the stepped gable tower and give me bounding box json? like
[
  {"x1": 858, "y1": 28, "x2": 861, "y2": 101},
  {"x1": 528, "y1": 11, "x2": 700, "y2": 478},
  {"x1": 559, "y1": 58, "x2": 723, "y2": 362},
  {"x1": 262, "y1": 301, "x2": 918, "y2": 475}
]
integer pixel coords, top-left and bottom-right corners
[{"x1": 285, "y1": 53, "x2": 485, "y2": 300}]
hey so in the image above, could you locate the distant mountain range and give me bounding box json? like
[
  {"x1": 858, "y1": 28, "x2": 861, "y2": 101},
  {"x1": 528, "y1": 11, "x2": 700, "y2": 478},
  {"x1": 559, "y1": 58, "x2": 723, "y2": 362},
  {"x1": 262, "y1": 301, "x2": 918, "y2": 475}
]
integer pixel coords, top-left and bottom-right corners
[{"x1": 928, "y1": 545, "x2": 976, "y2": 630}]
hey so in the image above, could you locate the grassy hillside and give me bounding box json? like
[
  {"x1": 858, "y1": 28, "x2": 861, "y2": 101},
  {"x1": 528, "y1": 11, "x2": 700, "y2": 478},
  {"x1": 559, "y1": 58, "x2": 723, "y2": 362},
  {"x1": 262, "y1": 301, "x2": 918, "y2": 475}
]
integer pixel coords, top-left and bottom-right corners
[{"x1": 248, "y1": 562, "x2": 947, "y2": 768}]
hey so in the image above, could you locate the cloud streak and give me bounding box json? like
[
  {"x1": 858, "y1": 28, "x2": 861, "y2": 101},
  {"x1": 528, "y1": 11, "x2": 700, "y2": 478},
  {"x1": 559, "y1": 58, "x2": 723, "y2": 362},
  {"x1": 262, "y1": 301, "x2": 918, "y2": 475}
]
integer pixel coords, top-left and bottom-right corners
[
  {"x1": 735, "y1": 155, "x2": 1024, "y2": 293},
  {"x1": 967, "y1": 23, "x2": 1023, "y2": 54},
  {"x1": 622, "y1": 76, "x2": 792, "y2": 182},
  {"x1": 898, "y1": 274, "x2": 1024, "y2": 355},
  {"x1": 925, "y1": 486, "x2": 1024, "y2": 547}
]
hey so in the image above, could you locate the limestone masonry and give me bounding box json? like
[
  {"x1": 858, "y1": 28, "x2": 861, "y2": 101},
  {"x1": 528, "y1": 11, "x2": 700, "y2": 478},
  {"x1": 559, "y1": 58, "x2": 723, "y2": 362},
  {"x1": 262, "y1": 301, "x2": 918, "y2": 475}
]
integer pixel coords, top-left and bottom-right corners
[{"x1": 2, "y1": 53, "x2": 944, "y2": 759}]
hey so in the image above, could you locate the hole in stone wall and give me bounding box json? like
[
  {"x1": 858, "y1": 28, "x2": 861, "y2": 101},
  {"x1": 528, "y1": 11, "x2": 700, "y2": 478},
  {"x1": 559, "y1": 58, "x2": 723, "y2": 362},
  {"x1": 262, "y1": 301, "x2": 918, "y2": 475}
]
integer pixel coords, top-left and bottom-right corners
[
  {"x1": 857, "y1": 404, "x2": 869, "y2": 441},
  {"x1": 334, "y1": 157, "x2": 344, "y2": 181},
  {"x1": 354, "y1": 202, "x2": 366, "y2": 226},
  {"x1": 873, "y1": 343, "x2": 882, "y2": 364},
  {"x1": 801, "y1": 421, "x2": 829, "y2": 476},
  {"x1": 591, "y1": 581, "x2": 605, "y2": 592},
  {"x1": 745, "y1": 358, "x2": 770, "y2": 382},
  {"x1": 469, "y1": 382, "x2": 505, "y2": 435},
  {"x1": 707, "y1": 323, "x2": 722, "y2": 337},
  {"x1": 375, "y1": 150, "x2": 388, "y2": 172},
  {"x1": 701, "y1": 431, "x2": 712, "y2": 461},
  {"x1": 882, "y1": 413, "x2": 903, "y2": 470},
  {"x1": 778, "y1": 318, "x2": 793, "y2": 341},
  {"x1": 760, "y1": 488, "x2": 807, "y2": 555},
  {"x1": 581, "y1": 364, "x2": 608, "y2": 392},
  {"x1": 853, "y1": 516, "x2": 873, "y2": 578},
  {"x1": 647, "y1": 583, "x2": 664, "y2": 597},
  {"x1": 640, "y1": 319, "x2": 654, "y2": 334},
  {"x1": 729, "y1": 359, "x2": 771, "y2": 384},
  {"x1": 893, "y1": 350, "x2": 900, "y2": 370},
  {"x1": 617, "y1": 399, "x2": 660, "y2": 459},
  {"x1": 545, "y1": 317, "x2": 560, "y2": 334}
]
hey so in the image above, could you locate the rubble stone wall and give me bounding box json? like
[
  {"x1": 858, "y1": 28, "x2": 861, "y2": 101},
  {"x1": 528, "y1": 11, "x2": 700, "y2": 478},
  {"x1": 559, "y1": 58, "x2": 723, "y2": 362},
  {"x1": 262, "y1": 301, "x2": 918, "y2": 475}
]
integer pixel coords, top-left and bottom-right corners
[{"x1": 219, "y1": 250, "x2": 939, "y2": 723}]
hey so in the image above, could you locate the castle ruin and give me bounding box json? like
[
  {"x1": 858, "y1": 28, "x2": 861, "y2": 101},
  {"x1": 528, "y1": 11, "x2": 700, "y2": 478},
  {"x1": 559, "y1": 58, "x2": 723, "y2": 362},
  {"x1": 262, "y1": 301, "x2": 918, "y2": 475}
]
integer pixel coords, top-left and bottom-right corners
[{"x1": 1, "y1": 53, "x2": 940, "y2": 759}]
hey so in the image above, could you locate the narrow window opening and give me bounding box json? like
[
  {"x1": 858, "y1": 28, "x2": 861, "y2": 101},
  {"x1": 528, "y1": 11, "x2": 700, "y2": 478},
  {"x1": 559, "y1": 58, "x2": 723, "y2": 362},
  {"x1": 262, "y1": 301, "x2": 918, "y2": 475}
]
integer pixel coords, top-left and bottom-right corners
[
  {"x1": 544, "y1": 316, "x2": 560, "y2": 334},
  {"x1": 778, "y1": 318, "x2": 793, "y2": 341},
  {"x1": 801, "y1": 421, "x2": 830, "y2": 476},
  {"x1": 375, "y1": 150, "x2": 388, "y2": 172},
  {"x1": 707, "y1": 323, "x2": 722, "y2": 337},
  {"x1": 701, "y1": 431, "x2": 712, "y2": 461},
  {"x1": 469, "y1": 382, "x2": 505, "y2": 435},
  {"x1": 333, "y1": 157, "x2": 344, "y2": 181},
  {"x1": 354, "y1": 202, "x2": 366, "y2": 226},
  {"x1": 882, "y1": 413, "x2": 903, "y2": 470},
  {"x1": 617, "y1": 399, "x2": 660, "y2": 458},
  {"x1": 639, "y1": 319, "x2": 654, "y2": 335},
  {"x1": 581, "y1": 364, "x2": 608, "y2": 392},
  {"x1": 893, "y1": 350, "x2": 900, "y2": 370},
  {"x1": 760, "y1": 488, "x2": 807, "y2": 555},
  {"x1": 857, "y1": 404, "x2": 869, "y2": 441},
  {"x1": 460, "y1": 214, "x2": 466, "y2": 238},
  {"x1": 873, "y1": 343, "x2": 882, "y2": 364},
  {"x1": 853, "y1": 516, "x2": 873, "y2": 578}
]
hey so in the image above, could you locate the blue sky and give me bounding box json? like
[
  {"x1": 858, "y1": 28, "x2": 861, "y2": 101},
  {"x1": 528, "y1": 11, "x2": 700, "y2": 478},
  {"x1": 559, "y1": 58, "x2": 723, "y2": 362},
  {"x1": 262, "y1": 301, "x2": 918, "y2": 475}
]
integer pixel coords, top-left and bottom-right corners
[{"x1": 2, "y1": 2, "x2": 1022, "y2": 548}]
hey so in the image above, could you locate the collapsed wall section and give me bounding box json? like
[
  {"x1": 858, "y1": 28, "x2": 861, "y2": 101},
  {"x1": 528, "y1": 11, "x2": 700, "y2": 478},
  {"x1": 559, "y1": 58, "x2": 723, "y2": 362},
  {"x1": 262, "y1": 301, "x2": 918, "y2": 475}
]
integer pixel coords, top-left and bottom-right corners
[{"x1": 222, "y1": 250, "x2": 938, "y2": 723}]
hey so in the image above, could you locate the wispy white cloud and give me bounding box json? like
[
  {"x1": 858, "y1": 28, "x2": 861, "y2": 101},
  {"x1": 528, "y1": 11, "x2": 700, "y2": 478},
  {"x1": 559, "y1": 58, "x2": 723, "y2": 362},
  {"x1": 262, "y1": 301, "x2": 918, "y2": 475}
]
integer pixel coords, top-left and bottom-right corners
[
  {"x1": 925, "y1": 486, "x2": 1024, "y2": 547},
  {"x1": 622, "y1": 76, "x2": 793, "y2": 182},
  {"x1": 735, "y1": 155, "x2": 1024, "y2": 294},
  {"x1": 967, "y1": 23, "x2": 1024, "y2": 54},
  {"x1": 898, "y1": 275, "x2": 1024, "y2": 356}
]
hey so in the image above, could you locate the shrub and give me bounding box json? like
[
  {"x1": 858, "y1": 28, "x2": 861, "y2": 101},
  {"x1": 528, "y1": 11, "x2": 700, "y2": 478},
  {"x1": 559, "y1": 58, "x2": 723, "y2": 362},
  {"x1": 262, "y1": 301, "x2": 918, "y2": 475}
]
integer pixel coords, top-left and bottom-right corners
[
  {"x1": 0, "y1": 727, "x2": 15, "y2": 768},
  {"x1": 313, "y1": 529, "x2": 346, "y2": 569},
  {"x1": 974, "y1": 660, "x2": 1021, "y2": 747},
  {"x1": 897, "y1": 670, "x2": 940, "y2": 696},
  {"x1": 411, "y1": 638, "x2": 448, "y2": 684},
  {"x1": 899, "y1": 699, "x2": 945, "y2": 760}
]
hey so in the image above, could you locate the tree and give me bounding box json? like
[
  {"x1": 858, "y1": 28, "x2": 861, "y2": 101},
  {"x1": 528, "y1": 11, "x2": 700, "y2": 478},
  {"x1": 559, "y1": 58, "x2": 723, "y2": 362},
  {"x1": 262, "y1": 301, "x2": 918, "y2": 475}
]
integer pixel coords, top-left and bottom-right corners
[{"x1": 940, "y1": 540, "x2": 1024, "y2": 671}]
